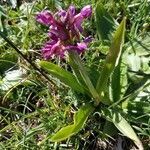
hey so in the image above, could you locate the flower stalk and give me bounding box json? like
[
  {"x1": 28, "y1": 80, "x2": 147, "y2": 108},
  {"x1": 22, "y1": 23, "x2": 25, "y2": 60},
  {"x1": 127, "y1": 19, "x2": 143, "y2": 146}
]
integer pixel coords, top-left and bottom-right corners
[{"x1": 68, "y1": 50, "x2": 100, "y2": 106}]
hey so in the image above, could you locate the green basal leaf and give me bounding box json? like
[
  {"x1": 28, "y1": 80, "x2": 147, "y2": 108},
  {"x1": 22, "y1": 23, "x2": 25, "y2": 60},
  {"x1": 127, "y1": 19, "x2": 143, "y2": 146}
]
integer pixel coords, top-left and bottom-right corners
[
  {"x1": 95, "y1": 3, "x2": 116, "y2": 41},
  {"x1": 50, "y1": 124, "x2": 75, "y2": 142},
  {"x1": 50, "y1": 103, "x2": 94, "y2": 142},
  {"x1": 110, "y1": 62, "x2": 121, "y2": 102},
  {"x1": 38, "y1": 61, "x2": 85, "y2": 93},
  {"x1": 96, "y1": 18, "x2": 126, "y2": 99},
  {"x1": 101, "y1": 108, "x2": 143, "y2": 150},
  {"x1": 74, "y1": 103, "x2": 94, "y2": 127}
]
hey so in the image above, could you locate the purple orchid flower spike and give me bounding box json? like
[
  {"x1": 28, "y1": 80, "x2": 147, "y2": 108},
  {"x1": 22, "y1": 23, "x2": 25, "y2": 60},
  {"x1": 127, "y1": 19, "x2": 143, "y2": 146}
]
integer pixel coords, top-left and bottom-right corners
[{"x1": 36, "y1": 5, "x2": 92, "y2": 59}]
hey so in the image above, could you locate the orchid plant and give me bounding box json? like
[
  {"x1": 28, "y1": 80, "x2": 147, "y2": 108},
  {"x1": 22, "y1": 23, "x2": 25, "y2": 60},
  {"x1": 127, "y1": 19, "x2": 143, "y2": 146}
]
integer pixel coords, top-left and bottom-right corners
[{"x1": 36, "y1": 4, "x2": 143, "y2": 150}]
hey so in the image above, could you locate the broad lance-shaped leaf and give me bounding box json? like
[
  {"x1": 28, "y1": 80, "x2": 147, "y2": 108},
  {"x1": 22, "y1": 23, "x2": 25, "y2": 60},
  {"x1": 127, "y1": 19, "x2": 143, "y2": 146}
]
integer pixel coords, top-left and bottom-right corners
[
  {"x1": 50, "y1": 125, "x2": 75, "y2": 142},
  {"x1": 101, "y1": 108, "x2": 143, "y2": 150},
  {"x1": 50, "y1": 104, "x2": 94, "y2": 142},
  {"x1": 96, "y1": 18, "x2": 126, "y2": 95},
  {"x1": 39, "y1": 61, "x2": 85, "y2": 93},
  {"x1": 110, "y1": 63, "x2": 121, "y2": 102},
  {"x1": 95, "y1": 3, "x2": 116, "y2": 41},
  {"x1": 73, "y1": 103, "x2": 94, "y2": 129}
]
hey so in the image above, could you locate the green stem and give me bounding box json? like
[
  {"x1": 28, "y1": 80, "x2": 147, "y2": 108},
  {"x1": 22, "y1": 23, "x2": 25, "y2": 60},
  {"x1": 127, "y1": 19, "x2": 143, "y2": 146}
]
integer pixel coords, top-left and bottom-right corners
[
  {"x1": 68, "y1": 53, "x2": 86, "y2": 87},
  {"x1": 68, "y1": 50, "x2": 100, "y2": 106}
]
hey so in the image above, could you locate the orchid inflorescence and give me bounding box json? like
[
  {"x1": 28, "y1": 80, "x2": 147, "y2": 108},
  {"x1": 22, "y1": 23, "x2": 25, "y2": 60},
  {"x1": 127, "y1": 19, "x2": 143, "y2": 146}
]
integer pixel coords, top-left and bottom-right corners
[{"x1": 36, "y1": 5, "x2": 92, "y2": 59}]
